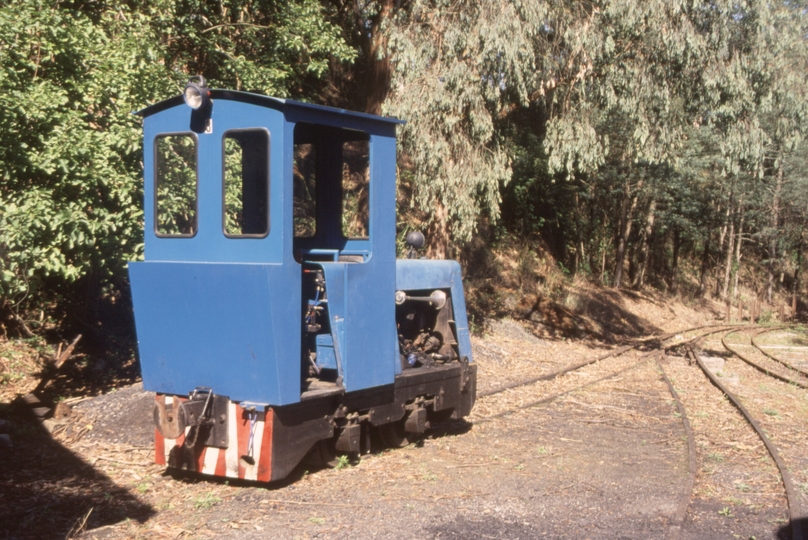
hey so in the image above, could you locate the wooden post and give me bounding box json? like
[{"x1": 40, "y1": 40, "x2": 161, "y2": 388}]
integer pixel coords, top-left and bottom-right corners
[
  {"x1": 779, "y1": 303, "x2": 785, "y2": 322},
  {"x1": 793, "y1": 294, "x2": 797, "y2": 317},
  {"x1": 725, "y1": 301, "x2": 731, "y2": 322},
  {"x1": 738, "y1": 301, "x2": 743, "y2": 322}
]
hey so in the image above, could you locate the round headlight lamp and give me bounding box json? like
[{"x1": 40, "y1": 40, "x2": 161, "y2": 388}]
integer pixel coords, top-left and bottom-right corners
[{"x1": 183, "y1": 76, "x2": 211, "y2": 110}]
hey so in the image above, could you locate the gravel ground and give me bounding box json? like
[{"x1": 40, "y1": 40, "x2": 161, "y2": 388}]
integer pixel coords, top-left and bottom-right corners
[{"x1": 2, "y1": 292, "x2": 805, "y2": 539}]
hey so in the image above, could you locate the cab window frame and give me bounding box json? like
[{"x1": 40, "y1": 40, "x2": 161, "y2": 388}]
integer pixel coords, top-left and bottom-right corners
[
  {"x1": 153, "y1": 131, "x2": 200, "y2": 238},
  {"x1": 221, "y1": 127, "x2": 271, "y2": 239}
]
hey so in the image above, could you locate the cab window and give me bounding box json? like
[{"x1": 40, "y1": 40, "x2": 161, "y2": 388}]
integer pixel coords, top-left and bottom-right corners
[
  {"x1": 223, "y1": 129, "x2": 270, "y2": 237},
  {"x1": 155, "y1": 134, "x2": 197, "y2": 236},
  {"x1": 294, "y1": 143, "x2": 317, "y2": 238},
  {"x1": 342, "y1": 139, "x2": 369, "y2": 239}
]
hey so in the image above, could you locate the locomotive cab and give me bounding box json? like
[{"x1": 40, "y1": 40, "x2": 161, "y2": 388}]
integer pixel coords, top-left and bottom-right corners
[{"x1": 129, "y1": 82, "x2": 476, "y2": 482}]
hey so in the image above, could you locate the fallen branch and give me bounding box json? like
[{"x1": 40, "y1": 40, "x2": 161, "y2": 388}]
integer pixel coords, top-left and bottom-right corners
[
  {"x1": 445, "y1": 461, "x2": 502, "y2": 469},
  {"x1": 55, "y1": 334, "x2": 82, "y2": 367},
  {"x1": 12, "y1": 314, "x2": 34, "y2": 338},
  {"x1": 260, "y1": 499, "x2": 364, "y2": 508},
  {"x1": 93, "y1": 455, "x2": 150, "y2": 467}
]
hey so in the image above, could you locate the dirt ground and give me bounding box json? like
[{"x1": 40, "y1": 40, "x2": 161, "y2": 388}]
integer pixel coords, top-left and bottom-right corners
[{"x1": 1, "y1": 289, "x2": 807, "y2": 540}]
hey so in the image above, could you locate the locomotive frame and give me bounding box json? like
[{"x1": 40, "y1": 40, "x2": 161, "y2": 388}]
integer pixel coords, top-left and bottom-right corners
[{"x1": 129, "y1": 80, "x2": 476, "y2": 482}]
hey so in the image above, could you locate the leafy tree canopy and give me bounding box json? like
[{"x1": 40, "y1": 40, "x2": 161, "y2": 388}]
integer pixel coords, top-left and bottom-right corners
[{"x1": 0, "y1": 0, "x2": 355, "y2": 314}]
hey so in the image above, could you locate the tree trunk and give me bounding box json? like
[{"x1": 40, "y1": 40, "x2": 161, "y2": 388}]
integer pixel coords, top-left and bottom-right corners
[
  {"x1": 634, "y1": 198, "x2": 656, "y2": 289},
  {"x1": 767, "y1": 160, "x2": 783, "y2": 303},
  {"x1": 794, "y1": 237, "x2": 803, "y2": 314},
  {"x1": 614, "y1": 176, "x2": 643, "y2": 289},
  {"x1": 733, "y1": 202, "x2": 744, "y2": 300},
  {"x1": 699, "y1": 231, "x2": 711, "y2": 297},
  {"x1": 721, "y1": 207, "x2": 735, "y2": 300},
  {"x1": 599, "y1": 207, "x2": 608, "y2": 285},
  {"x1": 573, "y1": 192, "x2": 583, "y2": 275},
  {"x1": 365, "y1": 0, "x2": 394, "y2": 115},
  {"x1": 717, "y1": 200, "x2": 729, "y2": 253},
  {"x1": 600, "y1": 247, "x2": 607, "y2": 285},
  {"x1": 795, "y1": 238, "x2": 802, "y2": 296},
  {"x1": 426, "y1": 201, "x2": 450, "y2": 259},
  {"x1": 670, "y1": 228, "x2": 681, "y2": 294}
]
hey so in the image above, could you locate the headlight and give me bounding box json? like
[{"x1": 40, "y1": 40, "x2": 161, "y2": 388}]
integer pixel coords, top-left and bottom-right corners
[{"x1": 183, "y1": 76, "x2": 211, "y2": 110}]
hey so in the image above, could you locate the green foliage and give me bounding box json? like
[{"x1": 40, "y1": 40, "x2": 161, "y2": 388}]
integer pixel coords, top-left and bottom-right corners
[
  {"x1": 0, "y1": 0, "x2": 355, "y2": 320},
  {"x1": 384, "y1": 0, "x2": 546, "y2": 242},
  {"x1": 381, "y1": 0, "x2": 808, "y2": 300},
  {"x1": 192, "y1": 492, "x2": 221, "y2": 510},
  {"x1": 0, "y1": 1, "x2": 171, "y2": 303}
]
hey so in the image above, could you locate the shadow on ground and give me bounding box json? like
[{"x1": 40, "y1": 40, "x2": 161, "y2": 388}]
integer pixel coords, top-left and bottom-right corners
[
  {"x1": 0, "y1": 403, "x2": 154, "y2": 539},
  {"x1": 567, "y1": 288, "x2": 663, "y2": 341},
  {"x1": 777, "y1": 517, "x2": 808, "y2": 540}
]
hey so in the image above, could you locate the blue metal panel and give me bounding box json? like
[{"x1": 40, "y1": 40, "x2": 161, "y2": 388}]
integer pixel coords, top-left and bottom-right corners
[
  {"x1": 395, "y1": 259, "x2": 473, "y2": 362},
  {"x1": 134, "y1": 92, "x2": 404, "y2": 399},
  {"x1": 142, "y1": 100, "x2": 289, "y2": 264},
  {"x1": 315, "y1": 334, "x2": 337, "y2": 369},
  {"x1": 318, "y1": 261, "x2": 397, "y2": 392},
  {"x1": 129, "y1": 261, "x2": 301, "y2": 405}
]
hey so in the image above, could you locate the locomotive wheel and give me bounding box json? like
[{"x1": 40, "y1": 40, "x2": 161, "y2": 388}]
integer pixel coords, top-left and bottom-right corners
[
  {"x1": 379, "y1": 419, "x2": 417, "y2": 448},
  {"x1": 427, "y1": 408, "x2": 454, "y2": 425},
  {"x1": 305, "y1": 438, "x2": 338, "y2": 468}
]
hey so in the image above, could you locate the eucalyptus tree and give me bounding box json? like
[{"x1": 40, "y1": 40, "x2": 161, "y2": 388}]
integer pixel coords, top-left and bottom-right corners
[
  {"x1": 538, "y1": 0, "x2": 779, "y2": 289},
  {"x1": 705, "y1": 1, "x2": 808, "y2": 302},
  {"x1": 382, "y1": 0, "x2": 547, "y2": 256}
]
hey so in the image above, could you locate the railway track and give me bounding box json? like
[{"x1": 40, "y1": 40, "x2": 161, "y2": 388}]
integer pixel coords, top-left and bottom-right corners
[
  {"x1": 690, "y1": 327, "x2": 808, "y2": 540},
  {"x1": 721, "y1": 328, "x2": 808, "y2": 390},
  {"x1": 472, "y1": 323, "x2": 807, "y2": 539},
  {"x1": 477, "y1": 323, "x2": 741, "y2": 400},
  {"x1": 655, "y1": 356, "x2": 697, "y2": 540},
  {"x1": 751, "y1": 328, "x2": 808, "y2": 378}
]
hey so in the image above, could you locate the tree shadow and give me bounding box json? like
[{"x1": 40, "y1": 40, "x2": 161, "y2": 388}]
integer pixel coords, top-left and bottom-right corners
[
  {"x1": 0, "y1": 402, "x2": 154, "y2": 539},
  {"x1": 570, "y1": 288, "x2": 662, "y2": 342},
  {"x1": 777, "y1": 517, "x2": 808, "y2": 540}
]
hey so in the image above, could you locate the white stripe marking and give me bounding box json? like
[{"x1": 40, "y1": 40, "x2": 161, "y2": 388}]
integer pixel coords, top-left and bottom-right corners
[
  {"x1": 164, "y1": 396, "x2": 175, "y2": 461},
  {"x1": 243, "y1": 411, "x2": 265, "y2": 481},
  {"x1": 202, "y1": 446, "x2": 219, "y2": 475},
  {"x1": 225, "y1": 402, "x2": 239, "y2": 477}
]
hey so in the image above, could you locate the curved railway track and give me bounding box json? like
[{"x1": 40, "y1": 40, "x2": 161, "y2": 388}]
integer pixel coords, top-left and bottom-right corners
[
  {"x1": 721, "y1": 328, "x2": 808, "y2": 390},
  {"x1": 471, "y1": 323, "x2": 807, "y2": 539},
  {"x1": 477, "y1": 323, "x2": 741, "y2": 399},
  {"x1": 473, "y1": 326, "x2": 735, "y2": 428},
  {"x1": 474, "y1": 325, "x2": 740, "y2": 538},
  {"x1": 751, "y1": 328, "x2": 808, "y2": 378},
  {"x1": 690, "y1": 328, "x2": 807, "y2": 540}
]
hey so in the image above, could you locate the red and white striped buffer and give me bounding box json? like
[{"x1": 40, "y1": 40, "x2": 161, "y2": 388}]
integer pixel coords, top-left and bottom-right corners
[{"x1": 155, "y1": 395, "x2": 275, "y2": 482}]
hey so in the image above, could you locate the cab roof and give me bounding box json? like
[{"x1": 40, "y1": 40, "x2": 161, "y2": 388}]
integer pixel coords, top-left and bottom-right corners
[{"x1": 135, "y1": 89, "x2": 405, "y2": 125}]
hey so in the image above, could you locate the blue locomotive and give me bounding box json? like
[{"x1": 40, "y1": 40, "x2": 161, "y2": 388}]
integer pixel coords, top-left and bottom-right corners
[{"x1": 129, "y1": 77, "x2": 476, "y2": 482}]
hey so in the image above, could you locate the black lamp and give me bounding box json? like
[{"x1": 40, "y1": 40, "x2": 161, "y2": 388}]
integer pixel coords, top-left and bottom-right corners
[{"x1": 183, "y1": 75, "x2": 211, "y2": 110}]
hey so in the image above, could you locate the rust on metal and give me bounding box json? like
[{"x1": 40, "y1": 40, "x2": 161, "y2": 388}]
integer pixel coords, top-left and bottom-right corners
[
  {"x1": 153, "y1": 396, "x2": 187, "y2": 440},
  {"x1": 690, "y1": 341, "x2": 805, "y2": 540},
  {"x1": 656, "y1": 356, "x2": 697, "y2": 540},
  {"x1": 750, "y1": 328, "x2": 808, "y2": 378}
]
